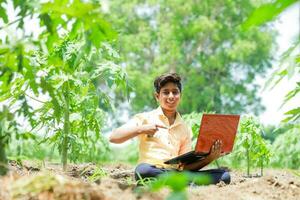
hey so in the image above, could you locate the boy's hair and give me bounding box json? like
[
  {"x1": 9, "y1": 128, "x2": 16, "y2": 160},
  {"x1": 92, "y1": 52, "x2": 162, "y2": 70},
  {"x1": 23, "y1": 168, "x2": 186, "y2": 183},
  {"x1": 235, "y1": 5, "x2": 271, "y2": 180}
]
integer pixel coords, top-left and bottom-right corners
[{"x1": 154, "y1": 73, "x2": 182, "y2": 93}]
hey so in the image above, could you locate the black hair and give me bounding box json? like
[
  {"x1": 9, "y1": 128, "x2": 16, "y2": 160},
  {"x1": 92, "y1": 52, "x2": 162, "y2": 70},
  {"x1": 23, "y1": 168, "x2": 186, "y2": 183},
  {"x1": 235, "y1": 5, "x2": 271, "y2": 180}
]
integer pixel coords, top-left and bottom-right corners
[{"x1": 154, "y1": 73, "x2": 182, "y2": 93}]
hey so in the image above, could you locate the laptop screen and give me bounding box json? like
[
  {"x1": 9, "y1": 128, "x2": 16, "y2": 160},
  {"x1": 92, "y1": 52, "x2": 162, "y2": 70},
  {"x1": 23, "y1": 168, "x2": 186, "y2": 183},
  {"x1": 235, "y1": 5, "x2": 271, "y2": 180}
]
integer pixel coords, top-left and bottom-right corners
[{"x1": 195, "y1": 114, "x2": 240, "y2": 154}]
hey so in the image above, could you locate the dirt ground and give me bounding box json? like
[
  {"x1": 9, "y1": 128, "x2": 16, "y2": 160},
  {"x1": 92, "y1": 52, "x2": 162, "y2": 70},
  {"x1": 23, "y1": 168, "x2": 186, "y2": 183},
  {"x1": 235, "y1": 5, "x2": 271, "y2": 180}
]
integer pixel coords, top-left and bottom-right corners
[{"x1": 0, "y1": 161, "x2": 299, "y2": 200}]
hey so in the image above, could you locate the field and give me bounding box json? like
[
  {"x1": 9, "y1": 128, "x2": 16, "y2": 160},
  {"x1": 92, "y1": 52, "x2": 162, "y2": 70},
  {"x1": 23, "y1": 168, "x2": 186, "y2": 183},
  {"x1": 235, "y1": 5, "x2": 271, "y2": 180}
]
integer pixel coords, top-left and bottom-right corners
[
  {"x1": 0, "y1": 1, "x2": 299, "y2": 200},
  {"x1": 0, "y1": 161, "x2": 299, "y2": 200}
]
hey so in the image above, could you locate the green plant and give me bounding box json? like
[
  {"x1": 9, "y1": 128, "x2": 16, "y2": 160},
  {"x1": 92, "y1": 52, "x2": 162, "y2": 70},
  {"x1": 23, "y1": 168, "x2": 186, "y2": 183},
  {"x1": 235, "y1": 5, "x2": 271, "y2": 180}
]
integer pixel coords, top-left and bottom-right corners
[
  {"x1": 182, "y1": 112, "x2": 203, "y2": 141},
  {"x1": 8, "y1": 135, "x2": 60, "y2": 162},
  {"x1": 243, "y1": 0, "x2": 299, "y2": 126},
  {"x1": 0, "y1": 0, "x2": 128, "y2": 171},
  {"x1": 270, "y1": 124, "x2": 300, "y2": 169},
  {"x1": 108, "y1": 0, "x2": 276, "y2": 115},
  {"x1": 150, "y1": 171, "x2": 211, "y2": 200},
  {"x1": 0, "y1": 106, "x2": 19, "y2": 175},
  {"x1": 238, "y1": 0, "x2": 300, "y2": 171},
  {"x1": 111, "y1": 141, "x2": 139, "y2": 164},
  {"x1": 266, "y1": 41, "x2": 300, "y2": 124},
  {"x1": 242, "y1": 0, "x2": 298, "y2": 29},
  {"x1": 237, "y1": 115, "x2": 271, "y2": 176},
  {"x1": 135, "y1": 173, "x2": 157, "y2": 187},
  {"x1": 125, "y1": 177, "x2": 136, "y2": 186},
  {"x1": 86, "y1": 167, "x2": 107, "y2": 182},
  {"x1": 182, "y1": 112, "x2": 215, "y2": 146}
]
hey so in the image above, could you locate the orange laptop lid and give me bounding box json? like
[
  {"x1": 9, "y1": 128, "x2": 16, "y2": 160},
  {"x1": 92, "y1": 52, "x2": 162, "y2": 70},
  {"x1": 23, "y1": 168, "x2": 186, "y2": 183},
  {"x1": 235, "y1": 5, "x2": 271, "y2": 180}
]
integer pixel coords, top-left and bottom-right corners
[{"x1": 195, "y1": 114, "x2": 240, "y2": 154}]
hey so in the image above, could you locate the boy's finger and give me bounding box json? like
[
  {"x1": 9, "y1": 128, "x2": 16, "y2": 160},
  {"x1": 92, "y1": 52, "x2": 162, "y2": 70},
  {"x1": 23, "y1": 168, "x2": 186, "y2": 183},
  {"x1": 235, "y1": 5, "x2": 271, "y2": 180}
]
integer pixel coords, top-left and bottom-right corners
[{"x1": 156, "y1": 124, "x2": 168, "y2": 129}]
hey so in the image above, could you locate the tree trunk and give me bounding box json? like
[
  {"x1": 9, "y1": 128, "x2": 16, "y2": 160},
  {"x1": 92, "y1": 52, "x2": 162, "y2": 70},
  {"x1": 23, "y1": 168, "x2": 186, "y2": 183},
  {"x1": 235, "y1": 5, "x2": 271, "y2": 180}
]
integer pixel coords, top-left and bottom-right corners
[
  {"x1": 260, "y1": 158, "x2": 264, "y2": 176},
  {"x1": 62, "y1": 83, "x2": 70, "y2": 171},
  {"x1": 246, "y1": 146, "x2": 250, "y2": 177},
  {"x1": 0, "y1": 144, "x2": 8, "y2": 176}
]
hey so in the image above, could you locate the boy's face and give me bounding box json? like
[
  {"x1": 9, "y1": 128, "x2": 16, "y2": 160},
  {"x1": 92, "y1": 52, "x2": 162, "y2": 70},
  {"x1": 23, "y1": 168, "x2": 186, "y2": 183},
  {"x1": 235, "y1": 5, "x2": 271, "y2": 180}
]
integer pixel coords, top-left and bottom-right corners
[{"x1": 155, "y1": 82, "x2": 181, "y2": 112}]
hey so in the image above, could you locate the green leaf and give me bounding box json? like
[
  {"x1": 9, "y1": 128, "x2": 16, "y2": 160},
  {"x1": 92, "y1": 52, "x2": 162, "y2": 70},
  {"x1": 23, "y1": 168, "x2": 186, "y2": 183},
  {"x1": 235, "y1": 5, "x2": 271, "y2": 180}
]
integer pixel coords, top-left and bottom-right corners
[
  {"x1": 39, "y1": 13, "x2": 53, "y2": 33},
  {"x1": 40, "y1": 1, "x2": 94, "y2": 18},
  {"x1": 19, "y1": 132, "x2": 36, "y2": 140},
  {"x1": 0, "y1": 2, "x2": 8, "y2": 23},
  {"x1": 242, "y1": 0, "x2": 298, "y2": 30},
  {"x1": 0, "y1": 46, "x2": 9, "y2": 55},
  {"x1": 284, "y1": 107, "x2": 300, "y2": 115},
  {"x1": 281, "y1": 87, "x2": 300, "y2": 107}
]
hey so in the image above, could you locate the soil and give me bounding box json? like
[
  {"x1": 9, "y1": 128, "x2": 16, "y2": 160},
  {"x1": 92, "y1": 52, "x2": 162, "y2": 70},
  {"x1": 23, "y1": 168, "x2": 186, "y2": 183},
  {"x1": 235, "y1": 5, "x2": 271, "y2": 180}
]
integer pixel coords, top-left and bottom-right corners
[{"x1": 0, "y1": 161, "x2": 299, "y2": 200}]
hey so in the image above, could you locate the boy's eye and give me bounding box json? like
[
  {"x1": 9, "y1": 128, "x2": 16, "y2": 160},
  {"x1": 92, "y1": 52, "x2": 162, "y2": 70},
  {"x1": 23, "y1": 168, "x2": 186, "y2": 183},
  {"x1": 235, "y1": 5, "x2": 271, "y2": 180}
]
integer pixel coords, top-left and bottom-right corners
[{"x1": 162, "y1": 91, "x2": 179, "y2": 95}]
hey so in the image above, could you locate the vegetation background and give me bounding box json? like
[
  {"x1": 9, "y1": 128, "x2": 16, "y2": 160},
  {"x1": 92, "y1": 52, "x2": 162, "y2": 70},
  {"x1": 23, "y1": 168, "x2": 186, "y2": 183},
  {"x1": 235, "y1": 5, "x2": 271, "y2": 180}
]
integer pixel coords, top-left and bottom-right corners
[{"x1": 0, "y1": 0, "x2": 299, "y2": 178}]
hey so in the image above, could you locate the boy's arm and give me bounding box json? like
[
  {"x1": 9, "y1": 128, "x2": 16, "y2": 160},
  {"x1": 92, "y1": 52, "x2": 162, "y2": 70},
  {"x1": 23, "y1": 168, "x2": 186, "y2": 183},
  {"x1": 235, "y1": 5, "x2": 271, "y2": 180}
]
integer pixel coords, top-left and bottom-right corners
[
  {"x1": 109, "y1": 123, "x2": 167, "y2": 144},
  {"x1": 182, "y1": 140, "x2": 222, "y2": 171}
]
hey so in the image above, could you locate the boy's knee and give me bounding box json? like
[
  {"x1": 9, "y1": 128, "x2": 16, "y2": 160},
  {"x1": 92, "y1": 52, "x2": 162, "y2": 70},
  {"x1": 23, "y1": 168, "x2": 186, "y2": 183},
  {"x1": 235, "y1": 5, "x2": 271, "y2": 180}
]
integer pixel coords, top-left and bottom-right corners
[
  {"x1": 135, "y1": 163, "x2": 155, "y2": 180},
  {"x1": 220, "y1": 171, "x2": 231, "y2": 184},
  {"x1": 135, "y1": 163, "x2": 168, "y2": 181}
]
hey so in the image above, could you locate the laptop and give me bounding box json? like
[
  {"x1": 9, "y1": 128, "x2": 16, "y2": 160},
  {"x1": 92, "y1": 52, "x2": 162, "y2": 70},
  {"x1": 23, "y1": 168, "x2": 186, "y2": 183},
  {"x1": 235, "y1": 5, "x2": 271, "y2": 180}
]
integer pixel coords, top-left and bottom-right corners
[{"x1": 164, "y1": 114, "x2": 240, "y2": 165}]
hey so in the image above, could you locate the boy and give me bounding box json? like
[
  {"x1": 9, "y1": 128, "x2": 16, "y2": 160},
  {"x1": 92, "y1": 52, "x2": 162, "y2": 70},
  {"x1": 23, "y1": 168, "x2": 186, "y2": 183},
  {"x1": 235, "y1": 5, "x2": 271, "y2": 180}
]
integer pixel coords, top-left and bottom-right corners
[{"x1": 109, "y1": 73, "x2": 230, "y2": 184}]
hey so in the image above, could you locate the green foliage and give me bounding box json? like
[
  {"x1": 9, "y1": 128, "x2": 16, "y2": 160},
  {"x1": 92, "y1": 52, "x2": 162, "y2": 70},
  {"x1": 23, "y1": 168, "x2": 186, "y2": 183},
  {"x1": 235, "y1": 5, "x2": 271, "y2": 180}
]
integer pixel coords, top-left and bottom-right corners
[
  {"x1": 8, "y1": 137, "x2": 60, "y2": 162},
  {"x1": 0, "y1": 107, "x2": 16, "y2": 146},
  {"x1": 183, "y1": 113, "x2": 273, "y2": 174},
  {"x1": 136, "y1": 171, "x2": 210, "y2": 200},
  {"x1": 136, "y1": 173, "x2": 157, "y2": 187},
  {"x1": 183, "y1": 112, "x2": 214, "y2": 149},
  {"x1": 270, "y1": 125, "x2": 300, "y2": 169},
  {"x1": 111, "y1": 141, "x2": 139, "y2": 164},
  {"x1": 150, "y1": 171, "x2": 211, "y2": 200},
  {"x1": 182, "y1": 112, "x2": 203, "y2": 141},
  {"x1": 242, "y1": 0, "x2": 298, "y2": 29},
  {"x1": 262, "y1": 123, "x2": 294, "y2": 143},
  {"x1": 84, "y1": 166, "x2": 108, "y2": 182},
  {"x1": 7, "y1": 131, "x2": 113, "y2": 164},
  {"x1": 235, "y1": 115, "x2": 271, "y2": 176},
  {"x1": 243, "y1": 0, "x2": 299, "y2": 126},
  {"x1": 0, "y1": 106, "x2": 18, "y2": 175},
  {"x1": 108, "y1": 0, "x2": 275, "y2": 115},
  {"x1": 265, "y1": 41, "x2": 300, "y2": 124},
  {"x1": 182, "y1": 111, "x2": 216, "y2": 140},
  {"x1": 0, "y1": 0, "x2": 128, "y2": 170},
  {"x1": 240, "y1": 0, "x2": 300, "y2": 173}
]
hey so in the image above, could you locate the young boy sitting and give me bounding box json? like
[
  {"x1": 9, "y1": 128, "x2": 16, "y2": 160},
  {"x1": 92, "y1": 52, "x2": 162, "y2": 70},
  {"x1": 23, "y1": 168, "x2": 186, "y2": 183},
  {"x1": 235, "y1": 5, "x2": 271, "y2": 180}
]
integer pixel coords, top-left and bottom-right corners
[{"x1": 109, "y1": 73, "x2": 230, "y2": 184}]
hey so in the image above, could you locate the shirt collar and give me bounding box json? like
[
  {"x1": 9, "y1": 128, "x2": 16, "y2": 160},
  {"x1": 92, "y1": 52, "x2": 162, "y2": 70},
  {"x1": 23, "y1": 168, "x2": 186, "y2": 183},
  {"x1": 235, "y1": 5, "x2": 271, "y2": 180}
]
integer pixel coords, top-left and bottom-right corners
[{"x1": 155, "y1": 106, "x2": 183, "y2": 127}]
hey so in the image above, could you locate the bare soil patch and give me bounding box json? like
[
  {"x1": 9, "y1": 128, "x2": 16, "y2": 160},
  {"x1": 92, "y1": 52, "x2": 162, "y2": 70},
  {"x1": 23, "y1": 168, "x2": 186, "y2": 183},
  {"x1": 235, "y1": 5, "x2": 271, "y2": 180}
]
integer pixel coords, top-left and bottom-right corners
[
  {"x1": 188, "y1": 170, "x2": 300, "y2": 200},
  {"x1": 0, "y1": 161, "x2": 299, "y2": 200}
]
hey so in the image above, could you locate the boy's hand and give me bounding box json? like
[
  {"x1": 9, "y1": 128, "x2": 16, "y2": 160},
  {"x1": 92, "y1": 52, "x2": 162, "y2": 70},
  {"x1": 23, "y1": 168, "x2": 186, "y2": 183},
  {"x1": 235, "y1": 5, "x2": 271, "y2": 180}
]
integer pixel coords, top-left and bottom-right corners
[
  {"x1": 207, "y1": 140, "x2": 222, "y2": 161},
  {"x1": 140, "y1": 124, "x2": 167, "y2": 137},
  {"x1": 182, "y1": 140, "x2": 222, "y2": 171}
]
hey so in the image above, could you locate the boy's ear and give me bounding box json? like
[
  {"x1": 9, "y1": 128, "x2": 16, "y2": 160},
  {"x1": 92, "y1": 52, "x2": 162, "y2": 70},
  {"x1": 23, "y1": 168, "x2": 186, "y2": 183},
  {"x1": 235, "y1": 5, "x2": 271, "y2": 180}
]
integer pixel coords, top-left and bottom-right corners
[{"x1": 154, "y1": 92, "x2": 159, "y2": 101}]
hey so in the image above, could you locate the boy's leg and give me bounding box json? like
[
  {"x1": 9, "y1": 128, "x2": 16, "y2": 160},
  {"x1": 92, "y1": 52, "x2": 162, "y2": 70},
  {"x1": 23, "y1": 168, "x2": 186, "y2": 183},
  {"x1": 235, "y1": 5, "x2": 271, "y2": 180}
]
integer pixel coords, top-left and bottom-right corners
[
  {"x1": 192, "y1": 168, "x2": 231, "y2": 184},
  {"x1": 135, "y1": 163, "x2": 169, "y2": 180}
]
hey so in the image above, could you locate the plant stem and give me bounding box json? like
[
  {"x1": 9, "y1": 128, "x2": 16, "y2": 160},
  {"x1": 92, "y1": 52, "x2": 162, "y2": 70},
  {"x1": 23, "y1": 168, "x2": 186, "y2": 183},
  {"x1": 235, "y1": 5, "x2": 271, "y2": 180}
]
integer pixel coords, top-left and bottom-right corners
[
  {"x1": 0, "y1": 142, "x2": 8, "y2": 176},
  {"x1": 246, "y1": 146, "x2": 250, "y2": 177},
  {"x1": 215, "y1": 159, "x2": 220, "y2": 168},
  {"x1": 260, "y1": 158, "x2": 263, "y2": 176},
  {"x1": 25, "y1": 93, "x2": 47, "y2": 103},
  {"x1": 62, "y1": 82, "x2": 70, "y2": 171},
  {"x1": 0, "y1": 13, "x2": 31, "y2": 30}
]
